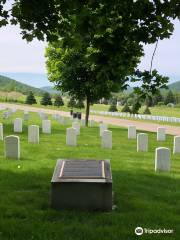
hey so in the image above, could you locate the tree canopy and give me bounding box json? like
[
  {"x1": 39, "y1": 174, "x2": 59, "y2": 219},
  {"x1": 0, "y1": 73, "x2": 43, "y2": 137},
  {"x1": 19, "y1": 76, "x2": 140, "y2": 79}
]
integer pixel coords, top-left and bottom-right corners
[{"x1": 1, "y1": 0, "x2": 180, "y2": 123}]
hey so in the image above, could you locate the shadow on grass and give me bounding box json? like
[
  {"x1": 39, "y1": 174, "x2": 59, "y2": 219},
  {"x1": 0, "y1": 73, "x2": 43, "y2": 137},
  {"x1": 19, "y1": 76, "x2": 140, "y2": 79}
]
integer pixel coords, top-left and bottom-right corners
[{"x1": 0, "y1": 167, "x2": 179, "y2": 240}]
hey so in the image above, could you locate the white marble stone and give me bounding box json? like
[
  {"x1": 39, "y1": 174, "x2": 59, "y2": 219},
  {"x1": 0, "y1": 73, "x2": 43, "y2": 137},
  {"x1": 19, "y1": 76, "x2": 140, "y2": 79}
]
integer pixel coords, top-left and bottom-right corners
[
  {"x1": 173, "y1": 136, "x2": 180, "y2": 154},
  {"x1": 72, "y1": 122, "x2": 80, "y2": 135},
  {"x1": 99, "y1": 123, "x2": 107, "y2": 137},
  {"x1": 14, "y1": 118, "x2": 23, "y2": 133},
  {"x1": 66, "y1": 127, "x2": 77, "y2": 146},
  {"x1": 155, "y1": 147, "x2": 170, "y2": 172},
  {"x1": 89, "y1": 120, "x2": 95, "y2": 127},
  {"x1": 28, "y1": 125, "x2": 39, "y2": 144},
  {"x1": 4, "y1": 135, "x2": 20, "y2": 159},
  {"x1": 157, "y1": 127, "x2": 166, "y2": 141},
  {"x1": 101, "y1": 130, "x2": 112, "y2": 149},
  {"x1": 81, "y1": 119, "x2": 86, "y2": 127},
  {"x1": 42, "y1": 120, "x2": 51, "y2": 134},
  {"x1": 0, "y1": 123, "x2": 3, "y2": 140},
  {"x1": 137, "y1": 133, "x2": 148, "y2": 152},
  {"x1": 24, "y1": 113, "x2": 29, "y2": 121},
  {"x1": 128, "y1": 126, "x2": 136, "y2": 139}
]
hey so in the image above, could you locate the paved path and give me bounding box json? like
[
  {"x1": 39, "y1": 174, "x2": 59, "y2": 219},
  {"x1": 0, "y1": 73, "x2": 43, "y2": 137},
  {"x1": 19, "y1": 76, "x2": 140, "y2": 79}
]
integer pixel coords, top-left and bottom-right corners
[{"x1": 1, "y1": 103, "x2": 180, "y2": 136}]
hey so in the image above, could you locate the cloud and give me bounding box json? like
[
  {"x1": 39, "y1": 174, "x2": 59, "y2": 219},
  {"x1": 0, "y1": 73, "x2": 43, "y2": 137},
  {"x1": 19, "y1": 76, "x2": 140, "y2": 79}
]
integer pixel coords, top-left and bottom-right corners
[
  {"x1": 0, "y1": 25, "x2": 46, "y2": 73},
  {"x1": 139, "y1": 20, "x2": 180, "y2": 78}
]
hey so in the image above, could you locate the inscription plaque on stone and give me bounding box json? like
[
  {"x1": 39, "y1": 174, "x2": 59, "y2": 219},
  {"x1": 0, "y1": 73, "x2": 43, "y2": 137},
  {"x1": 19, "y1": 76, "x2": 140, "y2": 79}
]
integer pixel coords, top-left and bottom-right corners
[{"x1": 51, "y1": 159, "x2": 112, "y2": 211}]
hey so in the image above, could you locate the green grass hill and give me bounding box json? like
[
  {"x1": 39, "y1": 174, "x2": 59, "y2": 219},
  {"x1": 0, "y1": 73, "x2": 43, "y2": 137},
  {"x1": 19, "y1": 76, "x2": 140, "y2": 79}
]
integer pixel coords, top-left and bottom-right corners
[
  {"x1": 168, "y1": 81, "x2": 180, "y2": 92},
  {"x1": 0, "y1": 75, "x2": 45, "y2": 96}
]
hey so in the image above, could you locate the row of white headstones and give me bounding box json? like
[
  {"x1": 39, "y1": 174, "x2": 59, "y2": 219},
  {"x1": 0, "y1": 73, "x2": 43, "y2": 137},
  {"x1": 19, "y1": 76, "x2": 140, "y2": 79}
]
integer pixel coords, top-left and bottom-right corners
[
  {"x1": 127, "y1": 125, "x2": 180, "y2": 173},
  {"x1": 1, "y1": 114, "x2": 97, "y2": 160},
  {"x1": 2, "y1": 113, "x2": 180, "y2": 173}
]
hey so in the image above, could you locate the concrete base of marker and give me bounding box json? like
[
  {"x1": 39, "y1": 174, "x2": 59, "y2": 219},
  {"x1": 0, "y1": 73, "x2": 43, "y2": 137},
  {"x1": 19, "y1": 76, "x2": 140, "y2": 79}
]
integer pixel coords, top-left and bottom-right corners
[{"x1": 51, "y1": 159, "x2": 112, "y2": 211}]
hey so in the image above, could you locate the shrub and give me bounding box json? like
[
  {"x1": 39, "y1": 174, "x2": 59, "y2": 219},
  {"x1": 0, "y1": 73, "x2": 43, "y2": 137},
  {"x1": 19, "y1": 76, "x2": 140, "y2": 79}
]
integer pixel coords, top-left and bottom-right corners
[
  {"x1": 54, "y1": 95, "x2": 64, "y2": 107},
  {"x1": 131, "y1": 101, "x2": 141, "y2": 114},
  {"x1": 67, "y1": 97, "x2": 76, "y2": 108},
  {"x1": 25, "y1": 91, "x2": 37, "y2": 105},
  {"x1": 167, "y1": 103, "x2": 175, "y2": 108},
  {"x1": 40, "y1": 92, "x2": 52, "y2": 106},
  {"x1": 75, "y1": 100, "x2": 85, "y2": 109},
  {"x1": 143, "y1": 106, "x2": 151, "y2": 115},
  {"x1": 157, "y1": 102, "x2": 164, "y2": 106},
  {"x1": 121, "y1": 103, "x2": 131, "y2": 113},
  {"x1": 108, "y1": 104, "x2": 118, "y2": 112}
]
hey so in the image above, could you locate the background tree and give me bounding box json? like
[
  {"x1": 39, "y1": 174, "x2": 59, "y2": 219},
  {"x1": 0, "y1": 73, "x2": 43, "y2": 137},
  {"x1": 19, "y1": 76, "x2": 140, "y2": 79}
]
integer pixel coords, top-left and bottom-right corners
[
  {"x1": 121, "y1": 103, "x2": 131, "y2": 113},
  {"x1": 0, "y1": 1, "x2": 179, "y2": 123},
  {"x1": 67, "y1": 97, "x2": 76, "y2": 109},
  {"x1": 54, "y1": 95, "x2": 64, "y2": 107},
  {"x1": 45, "y1": 44, "x2": 127, "y2": 125},
  {"x1": 164, "y1": 90, "x2": 175, "y2": 104},
  {"x1": 109, "y1": 103, "x2": 118, "y2": 112},
  {"x1": 152, "y1": 91, "x2": 164, "y2": 105},
  {"x1": 131, "y1": 70, "x2": 169, "y2": 112},
  {"x1": 75, "y1": 100, "x2": 85, "y2": 109},
  {"x1": 40, "y1": 92, "x2": 52, "y2": 106},
  {"x1": 25, "y1": 91, "x2": 37, "y2": 105},
  {"x1": 143, "y1": 106, "x2": 151, "y2": 115}
]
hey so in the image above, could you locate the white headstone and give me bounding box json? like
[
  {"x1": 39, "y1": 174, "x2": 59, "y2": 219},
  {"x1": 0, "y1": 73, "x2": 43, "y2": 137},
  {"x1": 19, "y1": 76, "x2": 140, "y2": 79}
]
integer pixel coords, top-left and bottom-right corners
[
  {"x1": 173, "y1": 136, "x2": 180, "y2": 154},
  {"x1": 42, "y1": 120, "x2": 51, "y2": 134},
  {"x1": 28, "y1": 125, "x2": 39, "y2": 144},
  {"x1": 157, "y1": 127, "x2": 166, "y2": 141},
  {"x1": 72, "y1": 122, "x2": 80, "y2": 135},
  {"x1": 66, "y1": 127, "x2": 77, "y2": 146},
  {"x1": 89, "y1": 120, "x2": 95, "y2": 127},
  {"x1": 81, "y1": 119, "x2": 86, "y2": 127},
  {"x1": 101, "y1": 130, "x2": 112, "y2": 149},
  {"x1": 4, "y1": 135, "x2": 20, "y2": 159},
  {"x1": 128, "y1": 126, "x2": 136, "y2": 139},
  {"x1": 99, "y1": 123, "x2": 107, "y2": 137},
  {"x1": 24, "y1": 113, "x2": 29, "y2": 121},
  {"x1": 0, "y1": 123, "x2": 3, "y2": 140},
  {"x1": 155, "y1": 147, "x2": 170, "y2": 172},
  {"x1": 14, "y1": 118, "x2": 23, "y2": 133},
  {"x1": 137, "y1": 133, "x2": 148, "y2": 152}
]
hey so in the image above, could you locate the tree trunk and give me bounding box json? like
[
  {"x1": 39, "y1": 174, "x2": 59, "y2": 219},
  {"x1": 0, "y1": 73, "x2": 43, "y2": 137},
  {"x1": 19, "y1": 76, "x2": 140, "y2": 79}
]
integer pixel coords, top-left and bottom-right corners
[{"x1": 85, "y1": 97, "x2": 90, "y2": 127}]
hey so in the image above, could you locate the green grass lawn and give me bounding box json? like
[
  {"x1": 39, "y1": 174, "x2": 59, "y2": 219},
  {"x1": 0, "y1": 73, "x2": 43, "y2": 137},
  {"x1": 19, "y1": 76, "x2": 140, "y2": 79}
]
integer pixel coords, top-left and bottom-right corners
[{"x1": 0, "y1": 111, "x2": 180, "y2": 240}]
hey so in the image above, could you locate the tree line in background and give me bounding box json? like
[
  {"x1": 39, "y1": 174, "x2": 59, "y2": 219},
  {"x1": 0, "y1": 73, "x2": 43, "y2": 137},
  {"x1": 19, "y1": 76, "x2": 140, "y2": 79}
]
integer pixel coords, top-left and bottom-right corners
[
  {"x1": 25, "y1": 91, "x2": 85, "y2": 109},
  {"x1": 107, "y1": 89, "x2": 179, "y2": 114},
  {"x1": 25, "y1": 88, "x2": 180, "y2": 115},
  {"x1": 1, "y1": 0, "x2": 179, "y2": 125}
]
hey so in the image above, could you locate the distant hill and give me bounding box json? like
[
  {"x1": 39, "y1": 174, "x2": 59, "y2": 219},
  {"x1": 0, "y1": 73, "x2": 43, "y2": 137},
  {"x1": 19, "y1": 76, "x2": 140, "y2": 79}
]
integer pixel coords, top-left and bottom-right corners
[
  {"x1": 168, "y1": 81, "x2": 180, "y2": 92},
  {"x1": 0, "y1": 75, "x2": 45, "y2": 96},
  {"x1": 41, "y1": 86, "x2": 61, "y2": 94}
]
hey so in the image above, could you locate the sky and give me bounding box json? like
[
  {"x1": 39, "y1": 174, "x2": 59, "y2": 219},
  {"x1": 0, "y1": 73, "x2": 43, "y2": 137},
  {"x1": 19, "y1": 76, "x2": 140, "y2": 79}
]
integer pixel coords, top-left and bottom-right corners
[{"x1": 0, "y1": 18, "x2": 180, "y2": 88}]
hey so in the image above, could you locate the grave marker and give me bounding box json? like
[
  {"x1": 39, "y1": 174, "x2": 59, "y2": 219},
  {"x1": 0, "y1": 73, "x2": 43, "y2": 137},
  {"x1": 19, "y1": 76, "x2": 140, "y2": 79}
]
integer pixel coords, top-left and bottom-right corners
[
  {"x1": 14, "y1": 118, "x2": 23, "y2": 133},
  {"x1": 66, "y1": 128, "x2": 77, "y2": 146},
  {"x1": 157, "y1": 127, "x2": 166, "y2": 141},
  {"x1": 102, "y1": 130, "x2": 112, "y2": 149},
  {"x1": 155, "y1": 147, "x2": 170, "y2": 172},
  {"x1": 4, "y1": 135, "x2": 20, "y2": 159},
  {"x1": 28, "y1": 125, "x2": 39, "y2": 144},
  {"x1": 128, "y1": 126, "x2": 136, "y2": 139},
  {"x1": 173, "y1": 136, "x2": 180, "y2": 154},
  {"x1": 137, "y1": 133, "x2": 148, "y2": 152}
]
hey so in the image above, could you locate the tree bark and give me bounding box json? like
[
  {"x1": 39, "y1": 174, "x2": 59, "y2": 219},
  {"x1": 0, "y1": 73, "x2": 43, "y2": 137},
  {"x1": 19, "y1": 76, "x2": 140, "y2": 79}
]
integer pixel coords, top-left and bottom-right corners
[{"x1": 85, "y1": 97, "x2": 90, "y2": 127}]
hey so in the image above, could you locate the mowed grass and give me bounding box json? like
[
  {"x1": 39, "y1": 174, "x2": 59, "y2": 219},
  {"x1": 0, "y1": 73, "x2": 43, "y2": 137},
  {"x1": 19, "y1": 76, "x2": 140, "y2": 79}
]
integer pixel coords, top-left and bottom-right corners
[{"x1": 0, "y1": 111, "x2": 180, "y2": 240}]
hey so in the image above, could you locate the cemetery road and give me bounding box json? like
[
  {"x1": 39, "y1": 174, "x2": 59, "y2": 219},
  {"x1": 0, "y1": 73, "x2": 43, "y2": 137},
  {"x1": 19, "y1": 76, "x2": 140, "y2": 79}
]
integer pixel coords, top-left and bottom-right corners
[{"x1": 1, "y1": 103, "x2": 180, "y2": 136}]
